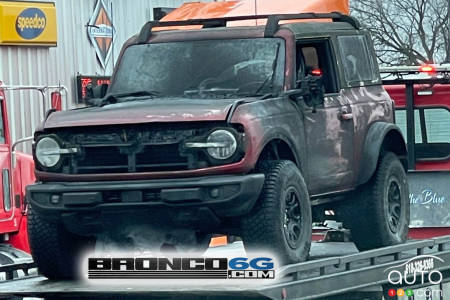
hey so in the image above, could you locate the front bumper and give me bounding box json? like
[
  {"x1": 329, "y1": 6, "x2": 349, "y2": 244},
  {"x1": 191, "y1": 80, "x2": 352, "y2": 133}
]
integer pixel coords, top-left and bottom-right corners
[{"x1": 26, "y1": 174, "x2": 265, "y2": 233}]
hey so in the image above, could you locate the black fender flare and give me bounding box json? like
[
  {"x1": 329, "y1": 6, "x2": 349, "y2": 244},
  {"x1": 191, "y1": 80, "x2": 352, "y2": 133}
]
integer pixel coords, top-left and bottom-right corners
[
  {"x1": 257, "y1": 131, "x2": 303, "y2": 172},
  {"x1": 357, "y1": 122, "x2": 407, "y2": 185}
]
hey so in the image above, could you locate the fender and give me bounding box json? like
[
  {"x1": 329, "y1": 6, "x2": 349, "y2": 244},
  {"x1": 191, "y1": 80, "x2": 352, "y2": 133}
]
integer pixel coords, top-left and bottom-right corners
[
  {"x1": 357, "y1": 122, "x2": 407, "y2": 186},
  {"x1": 257, "y1": 129, "x2": 304, "y2": 174},
  {"x1": 16, "y1": 152, "x2": 36, "y2": 197}
]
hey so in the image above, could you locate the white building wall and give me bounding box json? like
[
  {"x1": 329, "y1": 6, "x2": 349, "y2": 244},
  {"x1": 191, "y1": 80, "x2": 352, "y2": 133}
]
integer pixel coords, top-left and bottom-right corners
[{"x1": 0, "y1": 0, "x2": 211, "y2": 152}]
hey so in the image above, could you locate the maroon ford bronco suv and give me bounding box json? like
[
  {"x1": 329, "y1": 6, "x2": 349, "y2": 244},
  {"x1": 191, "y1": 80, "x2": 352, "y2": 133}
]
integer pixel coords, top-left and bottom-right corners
[{"x1": 26, "y1": 13, "x2": 410, "y2": 279}]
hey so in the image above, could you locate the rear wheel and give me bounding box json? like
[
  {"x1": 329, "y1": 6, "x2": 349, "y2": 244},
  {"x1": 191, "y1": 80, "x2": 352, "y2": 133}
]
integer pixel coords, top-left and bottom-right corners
[
  {"x1": 28, "y1": 205, "x2": 94, "y2": 279},
  {"x1": 341, "y1": 152, "x2": 409, "y2": 251},
  {"x1": 240, "y1": 160, "x2": 311, "y2": 264}
]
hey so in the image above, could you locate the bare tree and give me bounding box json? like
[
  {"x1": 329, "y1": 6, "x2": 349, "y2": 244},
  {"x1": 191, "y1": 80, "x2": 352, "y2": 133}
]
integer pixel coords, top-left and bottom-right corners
[{"x1": 351, "y1": 0, "x2": 449, "y2": 66}]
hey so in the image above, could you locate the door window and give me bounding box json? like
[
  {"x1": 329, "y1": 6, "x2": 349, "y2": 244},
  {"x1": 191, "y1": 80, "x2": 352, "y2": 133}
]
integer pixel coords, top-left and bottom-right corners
[
  {"x1": 0, "y1": 104, "x2": 5, "y2": 144},
  {"x1": 296, "y1": 40, "x2": 339, "y2": 94}
]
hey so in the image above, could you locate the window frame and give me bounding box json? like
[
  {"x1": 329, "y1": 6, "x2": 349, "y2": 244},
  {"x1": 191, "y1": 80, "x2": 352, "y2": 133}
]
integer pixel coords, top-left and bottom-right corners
[
  {"x1": 295, "y1": 38, "x2": 340, "y2": 95},
  {"x1": 0, "y1": 100, "x2": 5, "y2": 144},
  {"x1": 395, "y1": 106, "x2": 450, "y2": 162}
]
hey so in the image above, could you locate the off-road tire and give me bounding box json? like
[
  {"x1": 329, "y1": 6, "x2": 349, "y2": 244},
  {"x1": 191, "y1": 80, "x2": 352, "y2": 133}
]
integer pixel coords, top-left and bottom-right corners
[
  {"x1": 28, "y1": 205, "x2": 94, "y2": 279},
  {"x1": 241, "y1": 160, "x2": 311, "y2": 265},
  {"x1": 343, "y1": 152, "x2": 409, "y2": 251}
]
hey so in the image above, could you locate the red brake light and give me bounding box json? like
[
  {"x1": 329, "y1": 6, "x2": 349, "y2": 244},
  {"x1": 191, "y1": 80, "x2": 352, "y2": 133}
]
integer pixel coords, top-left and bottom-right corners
[
  {"x1": 311, "y1": 68, "x2": 323, "y2": 76},
  {"x1": 419, "y1": 64, "x2": 436, "y2": 74}
]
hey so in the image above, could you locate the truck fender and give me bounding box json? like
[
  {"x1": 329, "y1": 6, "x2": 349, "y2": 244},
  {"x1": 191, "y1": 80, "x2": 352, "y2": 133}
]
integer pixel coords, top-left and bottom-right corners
[
  {"x1": 15, "y1": 152, "x2": 36, "y2": 197},
  {"x1": 7, "y1": 152, "x2": 35, "y2": 253},
  {"x1": 357, "y1": 122, "x2": 407, "y2": 186}
]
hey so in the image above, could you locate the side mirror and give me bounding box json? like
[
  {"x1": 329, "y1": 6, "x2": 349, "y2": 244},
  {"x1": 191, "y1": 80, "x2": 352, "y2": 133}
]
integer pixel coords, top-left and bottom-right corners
[
  {"x1": 293, "y1": 75, "x2": 325, "y2": 112},
  {"x1": 51, "y1": 91, "x2": 62, "y2": 111},
  {"x1": 86, "y1": 83, "x2": 109, "y2": 99}
]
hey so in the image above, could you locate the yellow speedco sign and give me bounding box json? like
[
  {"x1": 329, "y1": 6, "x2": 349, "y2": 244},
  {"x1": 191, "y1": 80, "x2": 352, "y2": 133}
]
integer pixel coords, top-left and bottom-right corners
[{"x1": 0, "y1": 1, "x2": 57, "y2": 46}]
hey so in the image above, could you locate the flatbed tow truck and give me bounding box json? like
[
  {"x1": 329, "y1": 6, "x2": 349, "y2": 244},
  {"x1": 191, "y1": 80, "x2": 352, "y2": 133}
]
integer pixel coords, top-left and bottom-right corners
[
  {"x1": 1, "y1": 2, "x2": 450, "y2": 295},
  {"x1": 0, "y1": 68, "x2": 450, "y2": 300},
  {"x1": 0, "y1": 237, "x2": 450, "y2": 300}
]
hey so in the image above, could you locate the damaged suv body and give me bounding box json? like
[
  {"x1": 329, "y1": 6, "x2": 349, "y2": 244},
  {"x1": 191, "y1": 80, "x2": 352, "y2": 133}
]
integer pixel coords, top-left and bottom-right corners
[{"x1": 26, "y1": 13, "x2": 410, "y2": 279}]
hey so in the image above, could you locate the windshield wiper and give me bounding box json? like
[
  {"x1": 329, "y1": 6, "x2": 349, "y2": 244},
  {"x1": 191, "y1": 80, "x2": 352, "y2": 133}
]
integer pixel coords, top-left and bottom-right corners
[
  {"x1": 253, "y1": 43, "x2": 280, "y2": 96},
  {"x1": 92, "y1": 90, "x2": 160, "y2": 107}
]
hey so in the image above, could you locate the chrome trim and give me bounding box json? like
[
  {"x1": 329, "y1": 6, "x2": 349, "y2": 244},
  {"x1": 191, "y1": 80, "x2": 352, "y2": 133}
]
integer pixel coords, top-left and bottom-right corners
[{"x1": 185, "y1": 142, "x2": 228, "y2": 148}]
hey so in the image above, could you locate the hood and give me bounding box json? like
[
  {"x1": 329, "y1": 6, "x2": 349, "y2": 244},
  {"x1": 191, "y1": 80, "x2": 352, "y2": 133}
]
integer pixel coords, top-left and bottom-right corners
[{"x1": 44, "y1": 97, "x2": 249, "y2": 129}]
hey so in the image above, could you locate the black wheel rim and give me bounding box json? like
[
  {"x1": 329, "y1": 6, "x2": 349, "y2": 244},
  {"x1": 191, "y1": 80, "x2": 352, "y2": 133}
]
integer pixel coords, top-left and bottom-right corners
[
  {"x1": 283, "y1": 187, "x2": 302, "y2": 249},
  {"x1": 387, "y1": 178, "x2": 402, "y2": 234}
]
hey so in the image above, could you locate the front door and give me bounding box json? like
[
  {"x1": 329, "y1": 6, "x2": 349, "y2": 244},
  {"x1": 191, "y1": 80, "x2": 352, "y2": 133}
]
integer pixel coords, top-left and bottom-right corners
[{"x1": 297, "y1": 41, "x2": 355, "y2": 195}]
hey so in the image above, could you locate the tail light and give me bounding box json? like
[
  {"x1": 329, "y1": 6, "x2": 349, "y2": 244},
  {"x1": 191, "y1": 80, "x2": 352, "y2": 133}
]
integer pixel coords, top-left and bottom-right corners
[{"x1": 51, "y1": 91, "x2": 62, "y2": 111}]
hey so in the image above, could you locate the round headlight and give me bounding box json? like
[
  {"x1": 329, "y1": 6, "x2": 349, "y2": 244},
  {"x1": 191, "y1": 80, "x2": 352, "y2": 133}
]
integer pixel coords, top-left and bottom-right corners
[
  {"x1": 206, "y1": 130, "x2": 237, "y2": 160},
  {"x1": 35, "y1": 137, "x2": 61, "y2": 168}
]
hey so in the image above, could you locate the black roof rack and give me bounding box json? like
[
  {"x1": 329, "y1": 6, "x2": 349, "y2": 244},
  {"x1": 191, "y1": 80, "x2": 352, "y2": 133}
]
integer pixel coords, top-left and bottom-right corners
[{"x1": 138, "y1": 12, "x2": 360, "y2": 43}]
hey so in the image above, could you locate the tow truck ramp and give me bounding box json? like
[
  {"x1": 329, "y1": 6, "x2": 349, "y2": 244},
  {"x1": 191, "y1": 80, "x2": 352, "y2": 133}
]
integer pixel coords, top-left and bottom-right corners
[{"x1": 2, "y1": 237, "x2": 450, "y2": 299}]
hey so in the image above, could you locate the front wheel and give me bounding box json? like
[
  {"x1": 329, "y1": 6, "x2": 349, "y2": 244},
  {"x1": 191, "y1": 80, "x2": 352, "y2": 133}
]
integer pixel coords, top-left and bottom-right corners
[
  {"x1": 28, "y1": 206, "x2": 95, "y2": 279},
  {"x1": 240, "y1": 160, "x2": 312, "y2": 265},
  {"x1": 342, "y1": 152, "x2": 410, "y2": 251}
]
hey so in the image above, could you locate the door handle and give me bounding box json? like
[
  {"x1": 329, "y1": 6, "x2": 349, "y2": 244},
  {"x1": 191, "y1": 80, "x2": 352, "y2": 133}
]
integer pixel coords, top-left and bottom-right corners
[{"x1": 340, "y1": 112, "x2": 353, "y2": 120}]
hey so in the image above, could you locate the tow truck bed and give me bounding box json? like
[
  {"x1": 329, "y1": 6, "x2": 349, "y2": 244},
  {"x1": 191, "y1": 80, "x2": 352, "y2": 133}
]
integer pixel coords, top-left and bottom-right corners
[{"x1": 2, "y1": 238, "x2": 450, "y2": 300}]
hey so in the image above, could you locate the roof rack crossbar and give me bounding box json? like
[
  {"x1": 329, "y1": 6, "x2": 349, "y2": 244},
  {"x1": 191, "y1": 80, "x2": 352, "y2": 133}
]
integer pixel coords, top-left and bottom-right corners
[
  {"x1": 137, "y1": 12, "x2": 360, "y2": 44},
  {"x1": 264, "y1": 12, "x2": 360, "y2": 37}
]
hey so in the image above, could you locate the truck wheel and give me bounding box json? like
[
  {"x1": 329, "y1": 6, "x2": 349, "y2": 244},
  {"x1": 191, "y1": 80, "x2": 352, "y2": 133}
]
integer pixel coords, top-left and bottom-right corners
[
  {"x1": 28, "y1": 205, "x2": 94, "y2": 279},
  {"x1": 345, "y1": 152, "x2": 409, "y2": 251},
  {"x1": 241, "y1": 160, "x2": 311, "y2": 265}
]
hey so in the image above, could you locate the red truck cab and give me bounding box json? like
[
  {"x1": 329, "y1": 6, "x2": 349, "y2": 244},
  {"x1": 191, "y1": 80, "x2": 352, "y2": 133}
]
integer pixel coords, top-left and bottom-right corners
[
  {"x1": 0, "y1": 85, "x2": 63, "y2": 255},
  {"x1": 0, "y1": 88, "x2": 35, "y2": 253}
]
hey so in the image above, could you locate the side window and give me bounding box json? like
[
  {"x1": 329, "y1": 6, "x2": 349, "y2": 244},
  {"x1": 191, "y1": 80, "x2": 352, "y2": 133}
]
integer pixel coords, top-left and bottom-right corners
[
  {"x1": 395, "y1": 108, "x2": 450, "y2": 161},
  {"x1": 337, "y1": 35, "x2": 377, "y2": 85},
  {"x1": 424, "y1": 109, "x2": 450, "y2": 143},
  {"x1": 0, "y1": 104, "x2": 5, "y2": 144},
  {"x1": 394, "y1": 110, "x2": 422, "y2": 143},
  {"x1": 296, "y1": 41, "x2": 338, "y2": 94}
]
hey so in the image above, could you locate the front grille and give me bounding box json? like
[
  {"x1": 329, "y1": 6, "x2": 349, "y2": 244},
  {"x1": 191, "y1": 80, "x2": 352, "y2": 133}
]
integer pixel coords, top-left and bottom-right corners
[
  {"x1": 136, "y1": 144, "x2": 188, "y2": 171},
  {"x1": 55, "y1": 125, "x2": 209, "y2": 174},
  {"x1": 40, "y1": 122, "x2": 241, "y2": 175},
  {"x1": 74, "y1": 143, "x2": 188, "y2": 174}
]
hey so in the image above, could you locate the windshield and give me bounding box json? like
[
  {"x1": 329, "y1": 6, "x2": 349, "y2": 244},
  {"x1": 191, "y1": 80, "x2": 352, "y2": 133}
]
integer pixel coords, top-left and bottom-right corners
[{"x1": 109, "y1": 38, "x2": 285, "y2": 99}]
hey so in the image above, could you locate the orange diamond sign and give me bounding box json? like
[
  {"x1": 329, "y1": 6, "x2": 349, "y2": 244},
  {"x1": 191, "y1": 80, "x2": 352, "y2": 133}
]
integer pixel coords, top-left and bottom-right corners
[{"x1": 87, "y1": 0, "x2": 115, "y2": 69}]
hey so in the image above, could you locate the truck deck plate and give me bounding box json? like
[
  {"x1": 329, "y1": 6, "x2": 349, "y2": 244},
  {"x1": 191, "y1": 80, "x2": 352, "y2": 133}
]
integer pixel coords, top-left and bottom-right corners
[{"x1": 3, "y1": 240, "x2": 450, "y2": 299}]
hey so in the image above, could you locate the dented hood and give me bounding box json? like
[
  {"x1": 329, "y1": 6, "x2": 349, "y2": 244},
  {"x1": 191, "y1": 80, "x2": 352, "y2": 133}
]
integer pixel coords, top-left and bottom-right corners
[{"x1": 44, "y1": 98, "x2": 244, "y2": 129}]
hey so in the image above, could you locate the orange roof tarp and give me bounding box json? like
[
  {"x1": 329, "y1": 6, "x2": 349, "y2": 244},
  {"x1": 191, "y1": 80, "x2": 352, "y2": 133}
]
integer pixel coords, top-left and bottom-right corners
[{"x1": 159, "y1": 0, "x2": 349, "y2": 29}]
